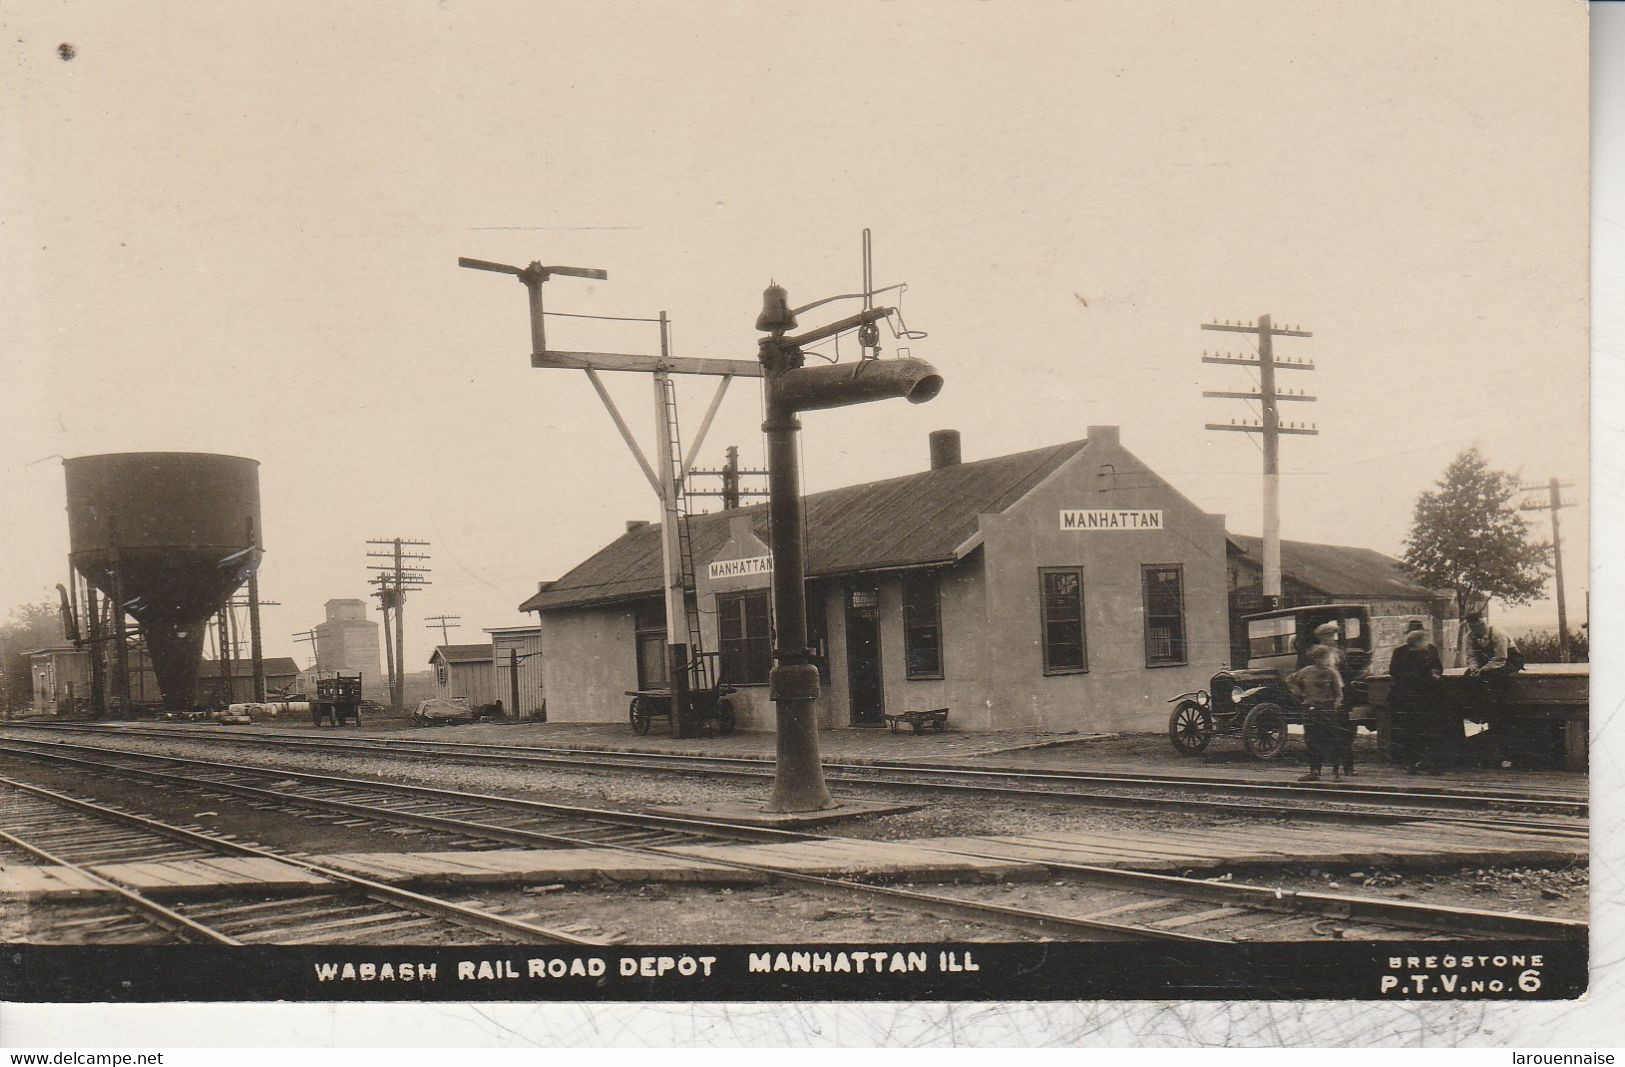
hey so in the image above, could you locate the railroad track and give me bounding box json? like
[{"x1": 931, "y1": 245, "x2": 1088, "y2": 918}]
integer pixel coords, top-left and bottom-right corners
[
  {"x1": 0, "y1": 720, "x2": 1586, "y2": 832},
  {"x1": 0, "y1": 736, "x2": 1584, "y2": 944},
  {"x1": 0, "y1": 773, "x2": 622, "y2": 946}
]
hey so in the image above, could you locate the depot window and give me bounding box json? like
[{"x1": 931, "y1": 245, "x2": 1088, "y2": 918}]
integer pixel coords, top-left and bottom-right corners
[
  {"x1": 1039, "y1": 567, "x2": 1088, "y2": 674},
  {"x1": 633, "y1": 600, "x2": 668, "y2": 691},
  {"x1": 1142, "y1": 564, "x2": 1187, "y2": 666},
  {"x1": 718, "y1": 590, "x2": 773, "y2": 685},
  {"x1": 902, "y1": 571, "x2": 944, "y2": 680}
]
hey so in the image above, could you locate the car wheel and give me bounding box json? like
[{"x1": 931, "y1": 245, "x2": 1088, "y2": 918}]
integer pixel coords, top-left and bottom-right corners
[
  {"x1": 1168, "y1": 700, "x2": 1213, "y2": 755},
  {"x1": 716, "y1": 697, "x2": 736, "y2": 737},
  {"x1": 630, "y1": 698, "x2": 652, "y2": 736},
  {"x1": 1242, "y1": 702, "x2": 1289, "y2": 760}
]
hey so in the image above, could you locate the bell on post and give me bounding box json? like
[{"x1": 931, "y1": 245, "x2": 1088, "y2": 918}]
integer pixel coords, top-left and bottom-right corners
[{"x1": 755, "y1": 281, "x2": 798, "y2": 335}]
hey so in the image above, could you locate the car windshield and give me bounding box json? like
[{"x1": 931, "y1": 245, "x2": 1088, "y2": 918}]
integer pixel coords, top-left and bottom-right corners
[{"x1": 1247, "y1": 616, "x2": 1297, "y2": 658}]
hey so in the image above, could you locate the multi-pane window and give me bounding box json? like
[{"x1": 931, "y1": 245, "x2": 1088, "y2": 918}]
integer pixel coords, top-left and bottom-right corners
[
  {"x1": 902, "y1": 572, "x2": 944, "y2": 679},
  {"x1": 1040, "y1": 568, "x2": 1088, "y2": 674},
  {"x1": 633, "y1": 601, "x2": 667, "y2": 690},
  {"x1": 1142, "y1": 565, "x2": 1187, "y2": 666},
  {"x1": 718, "y1": 590, "x2": 773, "y2": 684}
]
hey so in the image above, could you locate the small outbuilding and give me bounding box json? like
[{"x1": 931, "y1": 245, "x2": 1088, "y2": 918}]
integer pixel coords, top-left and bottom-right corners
[{"x1": 428, "y1": 643, "x2": 496, "y2": 708}]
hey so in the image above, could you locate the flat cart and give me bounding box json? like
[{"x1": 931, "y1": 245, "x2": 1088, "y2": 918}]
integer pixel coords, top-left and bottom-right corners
[{"x1": 626, "y1": 664, "x2": 738, "y2": 738}]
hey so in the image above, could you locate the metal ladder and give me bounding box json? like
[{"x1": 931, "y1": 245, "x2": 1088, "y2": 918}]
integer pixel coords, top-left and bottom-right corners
[{"x1": 659, "y1": 375, "x2": 709, "y2": 689}]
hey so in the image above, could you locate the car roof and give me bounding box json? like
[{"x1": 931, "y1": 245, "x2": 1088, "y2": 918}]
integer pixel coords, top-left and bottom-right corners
[{"x1": 1241, "y1": 602, "x2": 1372, "y2": 623}]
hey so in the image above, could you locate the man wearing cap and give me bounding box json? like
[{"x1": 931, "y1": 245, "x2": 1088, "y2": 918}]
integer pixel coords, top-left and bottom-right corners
[
  {"x1": 1463, "y1": 610, "x2": 1525, "y2": 763},
  {"x1": 1388, "y1": 620, "x2": 1446, "y2": 772},
  {"x1": 1307, "y1": 621, "x2": 1356, "y2": 775}
]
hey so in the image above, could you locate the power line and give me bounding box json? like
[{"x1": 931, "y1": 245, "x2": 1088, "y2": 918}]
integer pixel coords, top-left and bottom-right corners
[{"x1": 1199, "y1": 315, "x2": 1316, "y2": 606}]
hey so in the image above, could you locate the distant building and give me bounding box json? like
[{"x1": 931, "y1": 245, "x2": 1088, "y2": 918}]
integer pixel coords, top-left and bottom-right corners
[
  {"x1": 429, "y1": 644, "x2": 496, "y2": 707},
  {"x1": 24, "y1": 645, "x2": 90, "y2": 717},
  {"x1": 1225, "y1": 535, "x2": 1456, "y2": 667},
  {"x1": 194, "y1": 657, "x2": 301, "y2": 705},
  {"x1": 487, "y1": 625, "x2": 544, "y2": 720},
  {"x1": 24, "y1": 645, "x2": 298, "y2": 714},
  {"x1": 313, "y1": 598, "x2": 383, "y2": 698}
]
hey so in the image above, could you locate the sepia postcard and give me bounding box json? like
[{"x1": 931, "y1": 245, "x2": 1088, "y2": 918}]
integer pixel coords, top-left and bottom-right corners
[{"x1": 0, "y1": 0, "x2": 1607, "y2": 1046}]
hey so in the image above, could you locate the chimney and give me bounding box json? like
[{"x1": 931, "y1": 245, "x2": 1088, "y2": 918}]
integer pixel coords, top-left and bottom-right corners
[
  {"x1": 626, "y1": 520, "x2": 651, "y2": 533},
  {"x1": 929, "y1": 429, "x2": 962, "y2": 470}
]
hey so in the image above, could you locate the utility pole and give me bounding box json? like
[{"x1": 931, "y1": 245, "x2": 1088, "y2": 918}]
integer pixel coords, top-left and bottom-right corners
[
  {"x1": 1201, "y1": 314, "x2": 1315, "y2": 607},
  {"x1": 425, "y1": 614, "x2": 461, "y2": 647},
  {"x1": 688, "y1": 445, "x2": 770, "y2": 511},
  {"x1": 368, "y1": 538, "x2": 430, "y2": 716},
  {"x1": 1521, "y1": 478, "x2": 1576, "y2": 662},
  {"x1": 291, "y1": 629, "x2": 318, "y2": 670},
  {"x1": 229, "y1": 593, "x2": 278, "y2": 700}
]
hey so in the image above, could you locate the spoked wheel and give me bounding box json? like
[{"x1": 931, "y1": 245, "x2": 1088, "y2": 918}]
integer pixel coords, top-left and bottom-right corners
[
  {"x1": 629, "y1": 697, "x2": 652, "y2": 736},
  {"x1": 1167, "y1": 700, "x2": 1213, "y2": 755},
  {"x1": 1242, "y1": 702, "x2": 1289, "y2": 760},
  {"x1": 716, "y1": 697, "x2": 736, "y2": 737}
]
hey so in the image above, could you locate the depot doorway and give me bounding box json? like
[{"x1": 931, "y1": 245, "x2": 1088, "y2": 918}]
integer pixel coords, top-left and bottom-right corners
[{"x1": 845, "y1": 587, "x2": 885, "y2": 725}]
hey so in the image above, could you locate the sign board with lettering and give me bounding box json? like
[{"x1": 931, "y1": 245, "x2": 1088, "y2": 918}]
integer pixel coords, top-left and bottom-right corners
[
  {"x1": 1059, "y1": 509, "x2": 1164, "y2": 531},
  {"x1": 707, "y1": 555, "x2": 772, "y2": 580}
]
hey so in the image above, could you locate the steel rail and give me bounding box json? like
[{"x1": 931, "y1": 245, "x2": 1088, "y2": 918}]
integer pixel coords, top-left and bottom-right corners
[
  {"x1": 0, "y1": 772, "x2": 611, "y2": 946},
  {"x1": 1, "y1": 723, "x2": 1584, "y2": 834},
  {"x1": 4, "y1": 719, "x2": 1582, "y2": 814},
  {"x1": 0, "y1": 739, "x2": 1210, "y2": 943},
  {"x1": 0, "y1": 819, "x2": 242, "y2": 945},
  {"x1": 0, "y1": 738, "x2": 1584, "y2": 942}
]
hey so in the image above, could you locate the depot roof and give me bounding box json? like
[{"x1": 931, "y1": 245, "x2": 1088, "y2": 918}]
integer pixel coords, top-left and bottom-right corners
[{"x1": 521, "y1": 438, "x2": 1091, "y2": 613}]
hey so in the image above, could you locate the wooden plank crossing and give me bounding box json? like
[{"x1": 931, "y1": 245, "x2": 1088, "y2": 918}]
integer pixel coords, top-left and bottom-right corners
[
  {"x1": 899, "y1": 820, "x2": 1586, "y2": 874},
  {"x1": 665, "y1": 839, "x2": 1043, "y2": 881},
  {"x1": 314, "y1": 848, "x2": 770, "y2": 886}
]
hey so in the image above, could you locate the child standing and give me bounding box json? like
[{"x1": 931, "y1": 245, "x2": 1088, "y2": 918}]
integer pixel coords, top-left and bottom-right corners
[{"x1": 1288, "y1": 645, "x2": 1345, "y2": 782}]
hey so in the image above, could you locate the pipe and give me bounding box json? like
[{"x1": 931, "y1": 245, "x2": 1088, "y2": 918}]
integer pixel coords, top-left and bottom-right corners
[{"x1": 769, "y1": 357, "x2": 942, "y2": 414}]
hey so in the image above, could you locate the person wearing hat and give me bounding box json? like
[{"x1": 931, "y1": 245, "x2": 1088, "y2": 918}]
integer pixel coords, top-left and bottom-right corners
[
  {"x1": 1388, "y1": 619, "x2": 1446, "y2": 772},
  {"x1": 1308, "y1": 620, "x2": 1356, "y2": 776}
]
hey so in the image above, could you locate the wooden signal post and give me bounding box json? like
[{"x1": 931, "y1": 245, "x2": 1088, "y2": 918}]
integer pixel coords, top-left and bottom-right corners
[{"x1": 459, "y1": 240, "x2": 943, "y2": 810}]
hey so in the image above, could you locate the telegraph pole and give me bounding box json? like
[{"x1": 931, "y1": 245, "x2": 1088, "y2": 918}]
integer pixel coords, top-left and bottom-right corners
[
  {"x1": 425, "y1": 614, "x2": 461, "y2": 647},
  {"x1": 368, "y1": 538, "x2": 430, "y2": 716},
  {"x1": 291, "y1": 629, "x2": 318, "y2": 670},
  {"x1": 1521, "y1": 478, "x2": 1576, "y2": 662},
  {"x1": 688, "y1": 445, "x2": 770, "y2": 511},
  {"x1": 1201, "y1": 314, "x2": 1315, "y2": 606}
]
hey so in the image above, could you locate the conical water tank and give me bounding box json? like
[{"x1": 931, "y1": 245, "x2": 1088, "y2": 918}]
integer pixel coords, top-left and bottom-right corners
[{"x1": 65, "y1": 453, "x2": 262, "y2": 710}]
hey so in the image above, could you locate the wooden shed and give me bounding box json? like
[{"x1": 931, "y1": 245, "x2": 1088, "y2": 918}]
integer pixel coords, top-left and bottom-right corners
[{"x1": 428, "y1": 643, "x2": 496, "y2": 707}]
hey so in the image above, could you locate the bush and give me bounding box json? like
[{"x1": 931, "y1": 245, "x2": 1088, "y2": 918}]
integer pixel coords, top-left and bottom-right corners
[{"x1": 1518, "y1": 628, "x2": 1589, "y2": 663}]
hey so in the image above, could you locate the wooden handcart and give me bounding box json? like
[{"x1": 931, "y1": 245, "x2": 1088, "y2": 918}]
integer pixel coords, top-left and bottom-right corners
[{"x1": 625, "y1": 682, "x2": 737, "y2": 737}]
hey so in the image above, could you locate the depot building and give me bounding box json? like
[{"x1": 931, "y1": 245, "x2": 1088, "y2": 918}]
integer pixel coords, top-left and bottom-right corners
[{"x1": 521, "y1": 426, "x2": 1236, "y2": 734}]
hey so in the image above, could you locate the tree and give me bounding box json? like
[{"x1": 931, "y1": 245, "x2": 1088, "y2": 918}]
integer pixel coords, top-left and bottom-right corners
[{"x1": 1399, "y1": 447, "x2": 1552, "y2": 623}]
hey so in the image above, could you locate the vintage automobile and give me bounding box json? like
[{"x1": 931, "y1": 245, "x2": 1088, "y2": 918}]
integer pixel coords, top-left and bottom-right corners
[{"x1": 1167, "y1": 603, "x2": 1374, "y2": 760}]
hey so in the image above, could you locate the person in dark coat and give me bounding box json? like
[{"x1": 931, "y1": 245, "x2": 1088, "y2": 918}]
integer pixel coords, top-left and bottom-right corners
[{"x1": 1388, "y1": 620, "x2": 1446, "y2": 772}]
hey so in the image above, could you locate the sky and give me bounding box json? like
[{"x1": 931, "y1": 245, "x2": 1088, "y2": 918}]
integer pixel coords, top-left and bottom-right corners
[{"x1": 0, "y1": 0, "x2": 1591, "y2": 672}]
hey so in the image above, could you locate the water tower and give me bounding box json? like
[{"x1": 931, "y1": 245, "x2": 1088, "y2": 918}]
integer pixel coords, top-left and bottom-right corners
[{"x1": 65, "y1": 453, "x2": 262, "y2": 711}]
